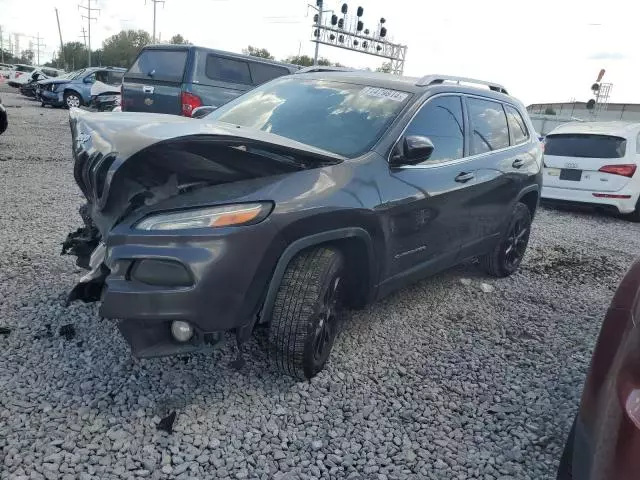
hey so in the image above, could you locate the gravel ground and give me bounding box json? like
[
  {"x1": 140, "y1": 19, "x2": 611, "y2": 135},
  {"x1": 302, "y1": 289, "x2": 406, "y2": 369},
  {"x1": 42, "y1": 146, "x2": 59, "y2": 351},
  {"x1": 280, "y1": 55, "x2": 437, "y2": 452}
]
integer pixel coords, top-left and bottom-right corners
[{"x1": 1, "y1": 83, "x2": 640, "y2": 480}]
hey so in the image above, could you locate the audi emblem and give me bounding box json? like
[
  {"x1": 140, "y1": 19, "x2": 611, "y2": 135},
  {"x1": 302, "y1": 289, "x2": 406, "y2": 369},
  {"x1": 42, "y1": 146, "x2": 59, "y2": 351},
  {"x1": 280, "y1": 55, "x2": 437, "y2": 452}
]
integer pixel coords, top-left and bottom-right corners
[{"x1": 565, "y1": 162, "x2": 578, "y2": 169}]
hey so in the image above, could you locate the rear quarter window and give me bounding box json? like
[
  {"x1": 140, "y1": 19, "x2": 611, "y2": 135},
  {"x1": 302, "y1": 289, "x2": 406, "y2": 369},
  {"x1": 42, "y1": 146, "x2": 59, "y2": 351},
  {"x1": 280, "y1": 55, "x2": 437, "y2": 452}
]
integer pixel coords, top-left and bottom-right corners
[
  {"x1": 249, "y1": 63, "x2": 289, "y2": 85},
  {"x1": 545, "y1": 134, "x2": 627, "y2": 158},
  {"x1": 205, "y1": 56, "x2": 252, "y2": 84},
  {"x1": 127, "y1": 49, "x2": 188, "y2": 83}
]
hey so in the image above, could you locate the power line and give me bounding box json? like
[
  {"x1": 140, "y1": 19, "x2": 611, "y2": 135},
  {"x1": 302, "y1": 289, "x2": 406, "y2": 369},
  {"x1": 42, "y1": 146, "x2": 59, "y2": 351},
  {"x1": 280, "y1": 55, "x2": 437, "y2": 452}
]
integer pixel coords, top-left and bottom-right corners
[
  {"x1": 79, "y1": 0, "x2": 99, "y2": 66},
  {"x1": 147, "y1": 0, "x2": 165, "y2": 43}
]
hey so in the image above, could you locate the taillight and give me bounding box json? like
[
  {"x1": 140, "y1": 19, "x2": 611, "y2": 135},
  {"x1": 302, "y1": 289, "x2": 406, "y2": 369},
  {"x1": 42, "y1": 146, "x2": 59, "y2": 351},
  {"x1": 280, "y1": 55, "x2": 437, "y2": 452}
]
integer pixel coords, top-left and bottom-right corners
[
  {"x1": 181, "y1": 91, "x2": 202, "y2": 117},
  {"x1": 598, "y1": 164, "x2": 637, "y2": 178},
  {"x1": 16, "y1": 72, "x2": 23, "y2": 78}
]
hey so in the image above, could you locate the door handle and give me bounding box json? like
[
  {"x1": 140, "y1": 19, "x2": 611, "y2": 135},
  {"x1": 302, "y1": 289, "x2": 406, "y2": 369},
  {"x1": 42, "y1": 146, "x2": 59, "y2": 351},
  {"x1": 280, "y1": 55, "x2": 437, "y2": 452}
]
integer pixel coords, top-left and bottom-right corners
[
  {"x1": 455, "y1": 172, "x2": 475, "y2": 183},
  {"x1": 512, "y1": 158, "x2": 526, "y2": 168}
]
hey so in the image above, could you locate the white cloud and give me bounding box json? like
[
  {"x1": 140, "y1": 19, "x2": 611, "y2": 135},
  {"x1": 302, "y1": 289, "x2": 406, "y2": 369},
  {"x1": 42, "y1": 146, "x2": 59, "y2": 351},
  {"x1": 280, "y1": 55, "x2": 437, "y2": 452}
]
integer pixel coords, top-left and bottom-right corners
[{"x1": 2, "y1": 0, "x2": 640, "y2": 105}]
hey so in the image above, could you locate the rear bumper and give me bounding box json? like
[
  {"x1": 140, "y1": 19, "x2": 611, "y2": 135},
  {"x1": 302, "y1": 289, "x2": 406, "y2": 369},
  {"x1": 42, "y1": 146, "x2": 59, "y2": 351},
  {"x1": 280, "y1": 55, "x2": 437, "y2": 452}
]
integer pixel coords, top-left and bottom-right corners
[
  {"x1": 541, "y1": 186, "x2": 639, "y2": 214},
  {"x1": 70, "y1": 218, "x2": 285, "y2": 358},
  {"x1": 40, "y1": 90, "x2": 64, "y2": 106}
]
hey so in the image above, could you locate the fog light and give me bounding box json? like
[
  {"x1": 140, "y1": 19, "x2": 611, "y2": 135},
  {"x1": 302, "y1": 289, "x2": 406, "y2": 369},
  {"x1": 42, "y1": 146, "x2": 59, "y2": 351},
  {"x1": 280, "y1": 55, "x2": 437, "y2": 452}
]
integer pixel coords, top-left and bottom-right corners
[{"x1": 171, "y1": 321, "x2": 193, "y2": 342}]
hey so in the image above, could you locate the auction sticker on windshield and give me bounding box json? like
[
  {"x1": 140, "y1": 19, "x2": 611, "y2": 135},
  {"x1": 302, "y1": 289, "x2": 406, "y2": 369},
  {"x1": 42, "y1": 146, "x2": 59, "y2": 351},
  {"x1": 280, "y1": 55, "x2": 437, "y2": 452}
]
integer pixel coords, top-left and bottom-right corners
[{"x1": 361, "y1": 86, "x2": 409, "y2": 102}]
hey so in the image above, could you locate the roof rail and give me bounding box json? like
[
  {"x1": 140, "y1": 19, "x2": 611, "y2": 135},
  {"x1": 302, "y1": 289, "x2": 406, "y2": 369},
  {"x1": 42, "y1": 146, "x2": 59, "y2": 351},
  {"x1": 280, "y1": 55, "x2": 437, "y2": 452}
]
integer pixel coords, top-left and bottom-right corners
[
  {"x1": 295, "y1": 66, "x2": 355, "y2": 74},
  {"x1": 416, "y1": 74, "x2": 508, "y2": 94}
]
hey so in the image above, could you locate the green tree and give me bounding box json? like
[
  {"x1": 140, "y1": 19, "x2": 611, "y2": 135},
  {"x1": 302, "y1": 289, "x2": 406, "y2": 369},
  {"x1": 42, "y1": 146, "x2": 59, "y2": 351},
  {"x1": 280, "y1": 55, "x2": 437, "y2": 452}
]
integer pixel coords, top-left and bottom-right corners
[
  {"x1": 51, "y1": 42, "x2": 91, "y2": 70},
  {"x1": 170, "y1": 34, "x2": 190, "y2": 45},
  {"x1": 0, "y1": 49, "x2": 21, "y2": 64},
  {"x1": 544, "y1": 107, "x2": 557, "y2": 115},
  {"x1": 376, "y1": 62, "x2": 392, "y2": 73},
  {"x1": 20, "y1": 49, "x2": 34, "y2": 64},
  {"x1": 242, "y1": 46, "x2": 274, "y2": 59},
  {"x1": 283, "y1": 55, "x2": 337, "y2": 67},
  {"x1": 101, "y1": 30, "x2": 152, "y2": 68}
]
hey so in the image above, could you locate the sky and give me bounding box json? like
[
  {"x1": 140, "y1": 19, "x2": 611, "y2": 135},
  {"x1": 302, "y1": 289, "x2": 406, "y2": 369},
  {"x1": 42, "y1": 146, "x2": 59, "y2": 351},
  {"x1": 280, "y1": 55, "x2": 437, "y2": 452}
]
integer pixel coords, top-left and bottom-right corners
[{"x1": 1, "y1": 0, "x2": 640, "y2": 106}]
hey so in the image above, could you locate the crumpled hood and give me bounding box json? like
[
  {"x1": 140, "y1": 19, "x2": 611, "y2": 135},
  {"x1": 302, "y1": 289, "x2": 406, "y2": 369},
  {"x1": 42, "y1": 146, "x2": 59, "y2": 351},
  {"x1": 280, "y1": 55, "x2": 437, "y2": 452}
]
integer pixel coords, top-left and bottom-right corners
[
  {"x1": 69, "y1": 108, "x2": 345, "y2": 162},
  {"x1": 68, "y1": 108, "x2": 344, "y2": 237}
]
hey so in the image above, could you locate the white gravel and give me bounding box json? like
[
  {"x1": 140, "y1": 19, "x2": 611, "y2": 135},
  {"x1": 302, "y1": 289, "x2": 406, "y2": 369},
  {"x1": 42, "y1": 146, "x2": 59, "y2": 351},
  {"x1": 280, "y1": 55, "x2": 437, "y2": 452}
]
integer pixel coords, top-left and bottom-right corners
[{"x1": 2, "y1": 84, "x2": 640, "y2": 480}]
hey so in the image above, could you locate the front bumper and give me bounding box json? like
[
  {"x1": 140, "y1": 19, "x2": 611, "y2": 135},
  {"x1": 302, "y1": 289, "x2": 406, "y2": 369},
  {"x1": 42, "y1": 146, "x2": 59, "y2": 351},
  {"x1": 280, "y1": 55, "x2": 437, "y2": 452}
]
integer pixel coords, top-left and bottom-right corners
[
  {"x1": 68, "y1": 217, "x2": 285, "y2": 358},
  {"x1": 40, "y1": 89, "x2": 64, "y2": 106},
  {"x1": 541, "y1": 186, "x2": 639, "y2": 214}
]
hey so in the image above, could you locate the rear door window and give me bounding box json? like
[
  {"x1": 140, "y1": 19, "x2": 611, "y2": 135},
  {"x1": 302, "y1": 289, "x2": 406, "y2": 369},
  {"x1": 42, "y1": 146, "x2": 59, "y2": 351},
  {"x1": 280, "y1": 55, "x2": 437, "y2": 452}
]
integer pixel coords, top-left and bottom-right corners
[
  {"x1": 467, "y1": 98, "x2": 510, "y2": 155},
  {"x1": 205, "y1": 56, "x2": 252, "y2": 84},
  {"x1": 544, "y1": 134, "x2": 626, "y2": 158},
  {"x1": 127, "y1": 49, "x2": 188, "y2": 83},
  {"x1": 249, "y1": 63, "x2": 289, "y2": 85},
  {"x1": 505, "y1": 105, "x2": 529, "y2": 145}
]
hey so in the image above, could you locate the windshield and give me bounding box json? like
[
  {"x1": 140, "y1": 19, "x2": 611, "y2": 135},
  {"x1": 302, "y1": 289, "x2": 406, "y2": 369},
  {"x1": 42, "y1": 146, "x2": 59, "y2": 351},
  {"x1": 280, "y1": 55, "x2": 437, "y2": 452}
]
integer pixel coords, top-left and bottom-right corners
[
  {"x1": 61, "y1": 69, "x2": 87, "y2": 80},
  {"x1": 207, "y1": 77, "x2": 412, "y2": 157}
]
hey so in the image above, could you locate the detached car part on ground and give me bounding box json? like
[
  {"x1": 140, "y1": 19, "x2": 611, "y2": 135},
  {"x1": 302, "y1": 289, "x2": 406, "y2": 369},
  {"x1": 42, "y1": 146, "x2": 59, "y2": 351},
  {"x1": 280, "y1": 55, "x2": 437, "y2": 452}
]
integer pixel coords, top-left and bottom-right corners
[
  {"x1": 557, "y1": 257, "x2": 640, "y2": 480},
  {"x1": 62, "y1": 72, "x2": 543, "y2": 379}
]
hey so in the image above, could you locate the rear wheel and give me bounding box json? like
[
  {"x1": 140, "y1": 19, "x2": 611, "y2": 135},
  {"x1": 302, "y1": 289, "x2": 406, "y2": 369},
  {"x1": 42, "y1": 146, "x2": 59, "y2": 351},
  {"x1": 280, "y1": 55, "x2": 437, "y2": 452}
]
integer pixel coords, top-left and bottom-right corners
[
  {"x1": 64, "y1": 92, "x2": 82, "y2": 109},
  {"x1": 480, "y1": 202, "x2": 532, "y2": 277},
  {"x1": 268, "y1": 247, "x2": 345, "y2": 379}
]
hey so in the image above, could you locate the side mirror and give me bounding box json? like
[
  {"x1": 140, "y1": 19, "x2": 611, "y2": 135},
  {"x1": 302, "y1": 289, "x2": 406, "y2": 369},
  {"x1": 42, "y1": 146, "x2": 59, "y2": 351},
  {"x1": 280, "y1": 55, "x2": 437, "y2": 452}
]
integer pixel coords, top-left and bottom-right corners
[
  {"x1": 191, "y1": 105, "x2": 217, "y2": 119},
  {"x1": 83, "y1": 77, "x2": 93, "y2": 84},
  {"x1": 390, "y1": 135, "x2": 435, "y2": 166}
]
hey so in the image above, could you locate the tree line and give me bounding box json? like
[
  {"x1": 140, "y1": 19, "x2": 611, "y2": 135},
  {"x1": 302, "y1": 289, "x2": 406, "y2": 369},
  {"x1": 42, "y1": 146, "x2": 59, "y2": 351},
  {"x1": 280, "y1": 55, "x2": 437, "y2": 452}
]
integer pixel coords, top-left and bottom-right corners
[{"x1": 2, "y1": 31, "x2": 391, "y2": 73}]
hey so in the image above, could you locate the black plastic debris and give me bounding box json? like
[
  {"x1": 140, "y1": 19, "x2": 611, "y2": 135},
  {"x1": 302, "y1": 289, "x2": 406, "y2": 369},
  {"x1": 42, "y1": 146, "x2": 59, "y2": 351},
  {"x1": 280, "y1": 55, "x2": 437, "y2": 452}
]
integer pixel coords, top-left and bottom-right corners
[
  {"x1": 157, "y1": 411, "x2": 177, "y2": 434},
  {"x1": 0, "y1": 327, "x2": 11, "y2": 336},
  {"x1": 59, "y1": 324, "x2": 76, "y2": 341}
]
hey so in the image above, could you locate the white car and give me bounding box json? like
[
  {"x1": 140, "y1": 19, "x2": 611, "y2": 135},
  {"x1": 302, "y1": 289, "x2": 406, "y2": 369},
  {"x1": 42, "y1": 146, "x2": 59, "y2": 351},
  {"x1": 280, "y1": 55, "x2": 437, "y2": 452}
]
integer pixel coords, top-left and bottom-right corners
[
  {"x1": 7, "y1": 64, "x2": 36, "y2": 87},
  {"x1": 542, "y1": 121, "x2": 640, "y2": 221},
  {"x1": 0, "y1": 63, "x2": 14, "y2": 79}
]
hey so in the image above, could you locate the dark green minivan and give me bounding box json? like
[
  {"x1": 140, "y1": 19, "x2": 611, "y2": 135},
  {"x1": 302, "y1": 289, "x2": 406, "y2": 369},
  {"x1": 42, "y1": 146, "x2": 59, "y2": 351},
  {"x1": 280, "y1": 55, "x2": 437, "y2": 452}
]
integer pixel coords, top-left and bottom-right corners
[{"x1": 121, "y1": 45, "x2": 300, "y2": 117}]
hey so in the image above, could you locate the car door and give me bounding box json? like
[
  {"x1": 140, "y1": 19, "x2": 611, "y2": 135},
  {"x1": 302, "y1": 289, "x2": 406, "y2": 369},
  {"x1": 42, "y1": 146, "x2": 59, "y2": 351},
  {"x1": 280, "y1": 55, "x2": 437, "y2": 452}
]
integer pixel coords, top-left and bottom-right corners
[
  {"x1": 122, "y1": 48, "x2": 189, "y2": 115},
  {"x1": 457, "y1": 97, "x2": 529, "y2": 259},
  {"x1": 379, "y1": 94, "x2": 475, "y2": 287},
  {"x1": 81, "y1": 72, "x2": 97, "y2": 103}
]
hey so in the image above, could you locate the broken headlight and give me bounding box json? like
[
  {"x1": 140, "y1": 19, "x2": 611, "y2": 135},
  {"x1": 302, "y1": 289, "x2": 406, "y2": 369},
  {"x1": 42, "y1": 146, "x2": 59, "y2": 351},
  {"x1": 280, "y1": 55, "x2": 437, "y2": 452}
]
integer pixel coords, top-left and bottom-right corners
[{"x1": 134, "y1": 202, "x2": 273, "y2": 231}]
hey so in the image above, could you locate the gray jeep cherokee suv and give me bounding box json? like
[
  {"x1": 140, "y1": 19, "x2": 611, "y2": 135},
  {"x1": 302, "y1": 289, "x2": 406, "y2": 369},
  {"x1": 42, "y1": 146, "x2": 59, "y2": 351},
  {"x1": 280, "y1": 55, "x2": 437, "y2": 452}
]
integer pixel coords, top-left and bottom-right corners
[{"x1": 63, "y1": 71, "x2": 543, "y2": 379}]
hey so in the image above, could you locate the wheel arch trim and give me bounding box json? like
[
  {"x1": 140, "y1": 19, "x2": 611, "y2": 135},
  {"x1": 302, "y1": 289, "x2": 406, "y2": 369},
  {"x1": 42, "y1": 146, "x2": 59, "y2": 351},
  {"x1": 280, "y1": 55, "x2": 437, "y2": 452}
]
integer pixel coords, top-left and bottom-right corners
[{"x1": 260, "y1": 227, "x2": 376, "y2": 324}]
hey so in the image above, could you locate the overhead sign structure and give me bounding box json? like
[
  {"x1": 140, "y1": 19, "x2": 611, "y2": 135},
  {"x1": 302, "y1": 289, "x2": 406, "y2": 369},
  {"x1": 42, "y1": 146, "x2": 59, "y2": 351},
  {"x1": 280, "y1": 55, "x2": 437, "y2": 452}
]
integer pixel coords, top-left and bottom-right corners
[{"x1": 309, "y1": 1, "x2": 408, "y2": 75}]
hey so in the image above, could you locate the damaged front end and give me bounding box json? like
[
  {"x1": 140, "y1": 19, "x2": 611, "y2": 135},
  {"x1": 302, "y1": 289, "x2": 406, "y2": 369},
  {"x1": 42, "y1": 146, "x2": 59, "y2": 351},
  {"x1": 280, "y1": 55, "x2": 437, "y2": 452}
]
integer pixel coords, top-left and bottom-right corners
[{"x1": 61, "y1": 108, "x2": 343, "y2": 356}]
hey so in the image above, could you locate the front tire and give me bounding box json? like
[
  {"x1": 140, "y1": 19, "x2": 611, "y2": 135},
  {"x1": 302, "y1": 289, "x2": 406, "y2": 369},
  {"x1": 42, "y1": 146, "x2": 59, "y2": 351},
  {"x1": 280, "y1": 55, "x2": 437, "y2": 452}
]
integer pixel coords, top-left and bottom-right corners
[
  {"x1": 64, "y1": 92, "x2": 82, "y2": 109},
  {"x1": 480, "y1": 202, "x2": 532, "y2": 277},
  {"x1": 268, "y1": 247, "x2": 345, "y2": 379}
]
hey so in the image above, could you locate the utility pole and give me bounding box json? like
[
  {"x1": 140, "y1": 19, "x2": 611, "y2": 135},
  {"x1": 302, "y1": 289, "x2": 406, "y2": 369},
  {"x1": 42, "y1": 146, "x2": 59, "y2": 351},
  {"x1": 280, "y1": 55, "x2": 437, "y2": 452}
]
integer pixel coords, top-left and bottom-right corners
[
  {"x1": 55, "y1": 8, "x2": 65, "y2": 69},
  {"x1": 309, "y1": 0, "x2": 332, "y2": 65},
  {"x1": 79, "y1": 0, "x2": 99, "y2": 67},
  {"x1": 13, "y1": 33, "x2": 20, "y2": 58},
  {"x1": 32, "y1": 33, "x2": 45, "y2": 65},
  {"x1": 147, "y1": 0, "x2": 165, "y2": 43},
  {"x1": 0, "y1": 26, "x2": 4, "y2": 63}
]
